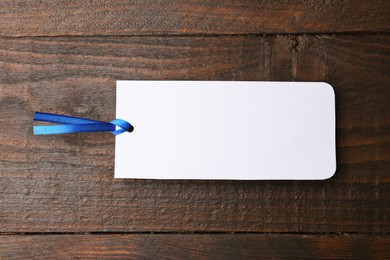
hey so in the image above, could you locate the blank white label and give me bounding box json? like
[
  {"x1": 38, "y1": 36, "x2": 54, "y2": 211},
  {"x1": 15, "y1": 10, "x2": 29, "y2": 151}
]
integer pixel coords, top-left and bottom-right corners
[{"x1": 115, "y1": 81, "x2": 336, "y2": 180}]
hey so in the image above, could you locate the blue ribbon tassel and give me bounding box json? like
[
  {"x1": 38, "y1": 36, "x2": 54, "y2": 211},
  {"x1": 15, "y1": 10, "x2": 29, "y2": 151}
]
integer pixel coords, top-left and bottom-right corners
[{"x1": 33, "y1": 112, "x2": 133, "y2": 135}]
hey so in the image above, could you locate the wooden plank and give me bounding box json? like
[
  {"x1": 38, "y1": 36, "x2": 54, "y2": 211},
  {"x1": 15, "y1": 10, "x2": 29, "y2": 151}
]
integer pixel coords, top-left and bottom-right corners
[
  {"x1": 0, "y1": 35, "x2": 389, "y2": 233},
  {"x1": 0, "y1": 234, "x2": 388, "y2": 259},
  {"x1": 0, "y1": 0, "x2": 389, "y2": 37}
]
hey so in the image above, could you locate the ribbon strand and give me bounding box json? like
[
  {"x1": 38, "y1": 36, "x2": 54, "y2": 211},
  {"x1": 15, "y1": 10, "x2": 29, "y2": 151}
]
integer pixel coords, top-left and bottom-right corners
[{"x1": 33, "y1": 112, "x2": 133, "y2": 135}]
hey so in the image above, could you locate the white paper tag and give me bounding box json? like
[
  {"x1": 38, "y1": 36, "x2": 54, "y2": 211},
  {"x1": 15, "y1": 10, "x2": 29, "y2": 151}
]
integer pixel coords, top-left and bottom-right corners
[{"x1": 115, "y1": 81, "x2": 336, "y2": 180}]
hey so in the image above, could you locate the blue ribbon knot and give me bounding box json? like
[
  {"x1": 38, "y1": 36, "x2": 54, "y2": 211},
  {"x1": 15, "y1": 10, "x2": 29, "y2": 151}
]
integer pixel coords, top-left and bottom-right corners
[{"x1": 33, "y1": 112, "x2": 133, "y2": 135}]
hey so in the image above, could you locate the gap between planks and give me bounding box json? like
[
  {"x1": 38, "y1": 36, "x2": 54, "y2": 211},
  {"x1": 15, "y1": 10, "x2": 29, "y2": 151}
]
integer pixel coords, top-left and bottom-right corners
[{"x1": 1, "y1": 232, "x2": 389, "y2": 236}]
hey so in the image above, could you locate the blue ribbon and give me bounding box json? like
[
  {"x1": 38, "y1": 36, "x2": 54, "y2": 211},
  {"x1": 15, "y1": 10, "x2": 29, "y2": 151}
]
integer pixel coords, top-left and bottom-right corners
[{"x1": 33, "y1": 112, "x2": 133, "y2": 135}]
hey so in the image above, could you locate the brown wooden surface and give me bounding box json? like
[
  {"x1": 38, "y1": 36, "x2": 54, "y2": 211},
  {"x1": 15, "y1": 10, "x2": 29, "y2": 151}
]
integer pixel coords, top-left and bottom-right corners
[
  {"x1": 0, "y1": 234, "x2": 389, "y2": 259},
  {"x1": 1, "y1": 0, "x2": 389, "y2": 259},
  {"x1": 0, "y1": 0, "x2": 389, "y2": 36},
  {"x1": 1, "y1": 35, "x2": 389, "y2": 234}
]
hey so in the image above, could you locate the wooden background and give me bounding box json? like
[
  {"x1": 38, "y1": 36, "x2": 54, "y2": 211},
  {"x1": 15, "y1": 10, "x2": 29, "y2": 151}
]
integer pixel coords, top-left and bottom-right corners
[{"x1": 0, "y1": 0, "x2": 389, "y2": 259}]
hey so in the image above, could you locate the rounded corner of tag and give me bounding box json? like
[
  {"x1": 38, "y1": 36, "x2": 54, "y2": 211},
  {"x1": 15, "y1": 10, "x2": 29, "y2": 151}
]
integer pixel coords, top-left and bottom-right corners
[
  {"x1": 319, "y1": 82, "x2": 335, "y2": 97},
  {"x1": 320, "y1": 164, "x2": 337, "y2": 180}
]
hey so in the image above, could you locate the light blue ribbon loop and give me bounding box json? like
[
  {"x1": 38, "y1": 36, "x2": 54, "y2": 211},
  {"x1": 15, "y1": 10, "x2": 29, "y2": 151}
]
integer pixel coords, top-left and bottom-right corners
[{"x1": 33, "y1": 112, "x2": 133, "y2": 135}]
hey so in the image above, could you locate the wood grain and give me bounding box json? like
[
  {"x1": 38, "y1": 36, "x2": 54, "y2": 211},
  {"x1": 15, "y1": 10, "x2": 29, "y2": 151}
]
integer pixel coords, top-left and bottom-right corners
[
  {"x1": 0, "y1": 0, "x2": 389, "y2": 37},
  {"x1": 1, "y1": 35, "x2": 389, "y2": 233},
  {"x1": 0, "y1": 234, "x2": 389, "y2": 259}
]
